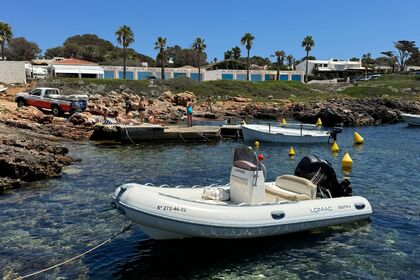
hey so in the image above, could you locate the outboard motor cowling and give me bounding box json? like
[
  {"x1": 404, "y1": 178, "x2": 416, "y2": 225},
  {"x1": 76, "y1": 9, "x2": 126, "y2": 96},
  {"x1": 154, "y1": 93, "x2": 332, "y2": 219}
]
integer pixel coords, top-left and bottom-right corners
[
  {"x1": 294, "y1": 155, "x2": 352, "y2": 197},
  {"x1": 329, "y1": 127, "x2": 343, "y2": 142}
]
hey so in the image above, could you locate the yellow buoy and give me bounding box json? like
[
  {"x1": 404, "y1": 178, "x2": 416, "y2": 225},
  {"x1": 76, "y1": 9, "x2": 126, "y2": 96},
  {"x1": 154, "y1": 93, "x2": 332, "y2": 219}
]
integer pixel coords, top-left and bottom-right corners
[
  {"x1": 281, "y1": 118, "x2": 287, "y2": 126},
  {"x1": 288, "y1": 147, "x2": 295, "y2": 157},
  {"x1": 316, "y1": 118, "x2": 322, "y2": 126},
  {"x1": 354, "y1": 132, "x2": 364, "y2": 145},
  {"x1": 331, "y1": 141, "x2": 340, "y2": 152},
  {"x1": 341, "y1": 152, "x2": 353, "y2": 168},
  {"x1": 254, "y1": 141, "x2": 260, "y2": 148}
]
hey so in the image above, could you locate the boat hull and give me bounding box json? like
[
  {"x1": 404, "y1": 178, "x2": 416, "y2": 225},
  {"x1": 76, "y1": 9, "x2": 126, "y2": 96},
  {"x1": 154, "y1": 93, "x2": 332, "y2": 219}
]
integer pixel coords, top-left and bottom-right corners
[
  {"x1": 113, "y1": 184, "x2": 372, "y2": 240},
  {"x1": 241, "y1": 124, "x2": 330, "y2": 143},
  {"x1": 401, "y1": 113, "x2": 420, "y2": 126}
]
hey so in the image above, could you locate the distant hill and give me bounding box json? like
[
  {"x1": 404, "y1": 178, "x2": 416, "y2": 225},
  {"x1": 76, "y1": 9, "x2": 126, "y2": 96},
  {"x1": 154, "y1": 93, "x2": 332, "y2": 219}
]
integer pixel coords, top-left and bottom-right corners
[{"x1": 44, "y1": 34, "x2": 156, "y2": 66}]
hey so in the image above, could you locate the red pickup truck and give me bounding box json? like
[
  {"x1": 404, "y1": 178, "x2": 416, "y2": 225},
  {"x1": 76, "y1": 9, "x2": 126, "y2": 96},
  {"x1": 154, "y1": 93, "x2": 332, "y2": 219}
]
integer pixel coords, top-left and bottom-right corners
[{"x1": 15, "y1": 87, "x2": 88, "y2": 116}]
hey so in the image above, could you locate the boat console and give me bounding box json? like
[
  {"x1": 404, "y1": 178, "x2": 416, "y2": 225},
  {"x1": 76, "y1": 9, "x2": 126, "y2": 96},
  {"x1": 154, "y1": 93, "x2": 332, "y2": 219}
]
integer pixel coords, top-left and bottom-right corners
[{"x1": 230, "y1": 148, "x2": 266, "y2": 205}]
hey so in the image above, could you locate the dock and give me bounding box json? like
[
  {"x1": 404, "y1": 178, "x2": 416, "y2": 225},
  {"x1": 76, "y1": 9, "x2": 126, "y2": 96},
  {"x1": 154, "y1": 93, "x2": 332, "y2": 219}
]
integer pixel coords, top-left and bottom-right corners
[{"x1": 91, "y1": 124, "x2": 242, "y2": 143}]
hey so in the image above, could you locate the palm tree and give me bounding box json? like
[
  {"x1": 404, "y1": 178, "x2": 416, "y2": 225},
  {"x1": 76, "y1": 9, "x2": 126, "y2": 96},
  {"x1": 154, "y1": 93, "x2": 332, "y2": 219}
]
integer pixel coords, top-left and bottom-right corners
[
  {"x1": 274, "y1": 50, "x2": 285, "y2": 80},
  {"x1": 154, "y1": 37, "x2": 167, "y2": 80},
  {"x1": 362, "y1": 53, "x2": 373, "y2": 79},
  {"x1": 0, "y1": 22, "x2": 13, "y2": 61},
  {"x1": 115, "y1": 25, "x2": 134, "y2": 79},
  {"x1": 240, "y1": 33, "x2": 255, "y2": 81},
  {"x1": 301, "y1": 35, "x2": 315, "y2": 83},
  {"x1": 286, "y1": 54, "x2": 294, "y2": 70},
  {"x1": 192, "y1": 37, "x2": 206, "y2": 81}
]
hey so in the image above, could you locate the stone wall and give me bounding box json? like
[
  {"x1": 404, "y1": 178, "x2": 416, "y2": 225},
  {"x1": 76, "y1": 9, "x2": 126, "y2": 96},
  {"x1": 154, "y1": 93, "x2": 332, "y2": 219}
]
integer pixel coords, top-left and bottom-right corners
[{"x1": 0, "y1": 61, "x2": 26, "y2": 84}]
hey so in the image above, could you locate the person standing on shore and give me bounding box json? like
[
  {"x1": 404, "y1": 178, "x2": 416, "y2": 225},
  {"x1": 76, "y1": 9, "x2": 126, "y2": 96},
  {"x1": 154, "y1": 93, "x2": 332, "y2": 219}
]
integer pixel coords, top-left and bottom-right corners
[
  {"x1": 125, "y1": 96, "x2": 132, "y2": 115},
  {"x1": 186, "y1": 98, "x2": 193, "y2": 127},
  {"x1": 205, "y1": 95, "x2": 213, "y2": 112}
]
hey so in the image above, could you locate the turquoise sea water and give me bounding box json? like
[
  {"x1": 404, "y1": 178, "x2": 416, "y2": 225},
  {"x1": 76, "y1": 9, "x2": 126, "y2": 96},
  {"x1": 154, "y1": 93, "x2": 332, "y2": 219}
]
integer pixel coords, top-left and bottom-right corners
[{"x1": 1, "y1": 123, "x2": 419, "y2": 279}]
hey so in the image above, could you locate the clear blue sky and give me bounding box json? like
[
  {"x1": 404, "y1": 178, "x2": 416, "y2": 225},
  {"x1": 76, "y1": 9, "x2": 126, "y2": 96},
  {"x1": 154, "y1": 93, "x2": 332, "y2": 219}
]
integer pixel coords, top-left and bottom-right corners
[{"x1": 1, "y1": 0, "x2": 419, "y2": 62}]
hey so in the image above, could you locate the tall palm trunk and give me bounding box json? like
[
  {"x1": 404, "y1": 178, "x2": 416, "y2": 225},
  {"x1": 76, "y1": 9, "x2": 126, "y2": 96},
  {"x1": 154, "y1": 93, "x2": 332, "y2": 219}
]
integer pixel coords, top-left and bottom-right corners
[
  {"x1": 247, "y1": 48, "x2": 250, "y2": 81},
  {"x1": 305, "y1": 50, "x2": 309, "y2": 83},
  {"x1": 198, "y1": 52, "x2": 201, "y2": 82},
  {"x1": 161, "y1": 52, "x2": 165, "y2": 80},
  {"x1": 1, "y1": 41, "x2": 4, "y2": 61},
  {"x1": 123, "y1": 45, "x2": 126, "y2": 79},
  {"x1": 276, "y1": 63, "x2": 280, "y2": 80}
]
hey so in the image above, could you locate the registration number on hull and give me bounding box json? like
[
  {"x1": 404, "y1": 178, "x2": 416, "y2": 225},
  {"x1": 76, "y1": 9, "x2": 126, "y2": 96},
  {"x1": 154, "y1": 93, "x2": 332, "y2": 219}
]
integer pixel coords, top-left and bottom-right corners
[{"x1": 157, "y1": 205, "x2": 187, "y2": 212}]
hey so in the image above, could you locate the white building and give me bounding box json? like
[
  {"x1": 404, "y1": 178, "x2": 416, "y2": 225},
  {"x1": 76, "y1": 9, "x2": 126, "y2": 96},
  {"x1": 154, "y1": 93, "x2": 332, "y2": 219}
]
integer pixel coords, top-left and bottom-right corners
[
  {"x1": 102, "y1": 65, "x2": 304, "y2": 82},
  {"x1": 51, "y1": 58, "x2": 104, "y2": 78},
  {"x1": 296, "y1": 59, "x2": 364, "y2": 78},
  {"x1": 102, "y1": 65, "x2": 204, "y2": 80}
]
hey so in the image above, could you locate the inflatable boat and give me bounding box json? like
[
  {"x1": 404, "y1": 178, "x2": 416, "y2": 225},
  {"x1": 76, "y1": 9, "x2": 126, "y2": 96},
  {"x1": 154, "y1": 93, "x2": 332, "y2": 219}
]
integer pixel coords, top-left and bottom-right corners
[{"x1": 112, "y1": 148, "x2": 372, "y2": 240}]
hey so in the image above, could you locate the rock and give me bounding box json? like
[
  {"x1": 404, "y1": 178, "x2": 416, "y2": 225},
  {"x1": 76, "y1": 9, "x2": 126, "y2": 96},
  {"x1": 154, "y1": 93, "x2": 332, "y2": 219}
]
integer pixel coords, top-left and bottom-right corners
[
  {"x1": 38, "y1": 114, "x2": 54, "y2": 124},
  {"x1": 174, "y1": 92, "x2": 196, "y2": 106},
  {"x1": 0, "y1": 177, "x2": 21, "y2": 192},
  {"x1": 401, "y1": 88, "x2": 411, "y2": 93},
  {"x1": 0, "y1": 138, "x2": 74, "y2": 186},
  {"x1": 203, "y1": 112, "x2": 218, "y2": 119},
  {"x1": 161, "y1": 91, "x2": 174, "y2": 102},
  {"x1": 388, "y1": 86, "x2": 399, "y2": 93},
  {"x1": 231, "y1": 96, "x2": 252, "y2": 102},
  {"x1": 68, "y1": 112, "x2": 87, "y2": 125}
]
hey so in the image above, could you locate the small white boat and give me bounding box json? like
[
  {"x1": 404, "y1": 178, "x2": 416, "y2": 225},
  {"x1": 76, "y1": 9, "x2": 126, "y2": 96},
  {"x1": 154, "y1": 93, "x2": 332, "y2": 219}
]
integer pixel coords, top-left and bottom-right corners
[
  {"x1": 401, "y1": 113, "x2": 420, "y2": 126},
  {"x1": 112, "y1": 148, "x2": 372, "y2": 240},
  {"x1": 241, "y1": 124, "x2": 338, "y2": 143}
]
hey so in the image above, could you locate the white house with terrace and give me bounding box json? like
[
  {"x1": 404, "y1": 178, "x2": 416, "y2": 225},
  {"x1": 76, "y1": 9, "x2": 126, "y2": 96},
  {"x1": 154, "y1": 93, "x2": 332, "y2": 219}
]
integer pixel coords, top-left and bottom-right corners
[{"x1": 296, "y1": 59, "x2": 365, "y2": 79}]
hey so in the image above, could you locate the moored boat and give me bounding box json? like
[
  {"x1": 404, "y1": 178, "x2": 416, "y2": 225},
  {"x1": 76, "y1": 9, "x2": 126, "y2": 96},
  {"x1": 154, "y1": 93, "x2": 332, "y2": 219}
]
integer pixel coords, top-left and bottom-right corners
[
  {"x1": 112, "y1": 148, "x2": 372, "y2": 240},
  {"x1": 401, "y1": 113, "x2": 420, "y2": 126},
  {"x1": 241, "y1": 123, "x2": 340, "y2": 143}
]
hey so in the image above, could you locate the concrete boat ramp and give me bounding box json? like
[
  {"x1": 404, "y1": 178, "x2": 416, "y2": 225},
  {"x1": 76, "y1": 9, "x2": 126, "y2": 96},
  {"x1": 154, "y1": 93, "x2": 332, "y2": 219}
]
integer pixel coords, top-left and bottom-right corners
[{"x1": 90, "y1": 123, "x2": 242, "y2": 143}]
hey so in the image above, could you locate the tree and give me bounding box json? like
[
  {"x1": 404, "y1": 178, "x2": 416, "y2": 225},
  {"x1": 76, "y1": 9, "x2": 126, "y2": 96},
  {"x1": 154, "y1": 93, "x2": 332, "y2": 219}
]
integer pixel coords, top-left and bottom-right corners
[
  {"x1": 407, "y1": 47, "x2": 420, "y2": 66},
  {"x1": 361, "y1": 53, "x2": 374, "y2": 79},
  {"x1": 115, "y1": 25, "x2": 135, "y2": 79},
  {"x1": 286, "y1": 54, "x2": 294, "y2": 69},
  {"x1": 224, "y1": 50, "x2": 233, "y2": 60},
  {"x1": 381, "y1": 51, "x2": 397, "y2": 72},
  {"x1": 154, "y1": 37, "x2": 167, "y2": 80},
  {"x1": 349, "y1": 57, "x2": 360, "y2": 61},
  {"x1": 394, "y1": 40, "x2": 416, "y2": 71},
  {"x1": 165, "y1": 45, "x2": 206, "y2": 67},
  {"x1": 274, "y1": 50, "x2": 285, "y2": 80},
  {"x1": 0, "y1": 22, "x2": 13, "y2": 61},
  {"x1": 232, "y1": 46, "x2": 241, "y2": 60},
  {"x1": 192, "y1": 37, "x2": 206, "y2": 81},
  {"x1": 5, "y1": 37, "x2": 41, "y2": 61},
  {"x1": 301, "y1": 35, "x2": 315, "y2": 82},
  {"x1": 240, "y1": 32, "x2": 255, "y2": 81}
]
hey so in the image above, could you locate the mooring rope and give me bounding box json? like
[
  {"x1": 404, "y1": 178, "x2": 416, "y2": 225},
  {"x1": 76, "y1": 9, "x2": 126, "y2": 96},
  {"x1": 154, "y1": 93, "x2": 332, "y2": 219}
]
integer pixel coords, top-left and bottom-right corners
[
  {"x1": 178, "y1": 132, "x2": 186, "y2": 143},
  {"x1": 124, "y1": 127, "x2": 136, "y2": 144},
  {"x1": 17, "y1": 222, "x2": 133, "y2": 279}
]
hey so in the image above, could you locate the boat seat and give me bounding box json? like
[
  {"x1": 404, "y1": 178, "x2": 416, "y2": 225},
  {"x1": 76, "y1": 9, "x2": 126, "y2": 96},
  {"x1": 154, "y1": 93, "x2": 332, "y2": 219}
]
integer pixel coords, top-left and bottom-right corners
[
  {"x1": 233, "y1": 160, "x2": 257, "y2": 171},
  {"x1": 265, "y1": 175, "x2": 317, "y2": 201}
]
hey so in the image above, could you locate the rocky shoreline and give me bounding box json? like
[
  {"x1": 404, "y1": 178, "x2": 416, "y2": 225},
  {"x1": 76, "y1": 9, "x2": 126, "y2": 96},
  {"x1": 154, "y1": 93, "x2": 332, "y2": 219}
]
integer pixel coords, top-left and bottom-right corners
[
  {"x1": 0, "y1": 84, "x2": 419, "y2": 191},
  {"x1": 0, "y1": 124, "x2": 76, "y2": 192}
]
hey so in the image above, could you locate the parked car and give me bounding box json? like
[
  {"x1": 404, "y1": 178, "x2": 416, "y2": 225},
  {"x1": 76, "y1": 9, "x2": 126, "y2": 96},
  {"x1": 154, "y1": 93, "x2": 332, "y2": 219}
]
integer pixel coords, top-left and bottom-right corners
[
  {"x1": 353, "y1": 74, "x2": 382, "y2": 82},
  {"x1": 15, "y1": 87, "x2": 88, "y2": 116}
]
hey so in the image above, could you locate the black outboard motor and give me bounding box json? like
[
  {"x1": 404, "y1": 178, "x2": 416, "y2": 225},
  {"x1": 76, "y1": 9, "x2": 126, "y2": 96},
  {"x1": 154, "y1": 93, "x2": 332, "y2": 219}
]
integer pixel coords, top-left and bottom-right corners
[
  {"x1": 329, "y1": 127, "x2": 343, "y2": 142},
  {"x1": 294, "y1": 155, "x2": 352, "y2": 198}
]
